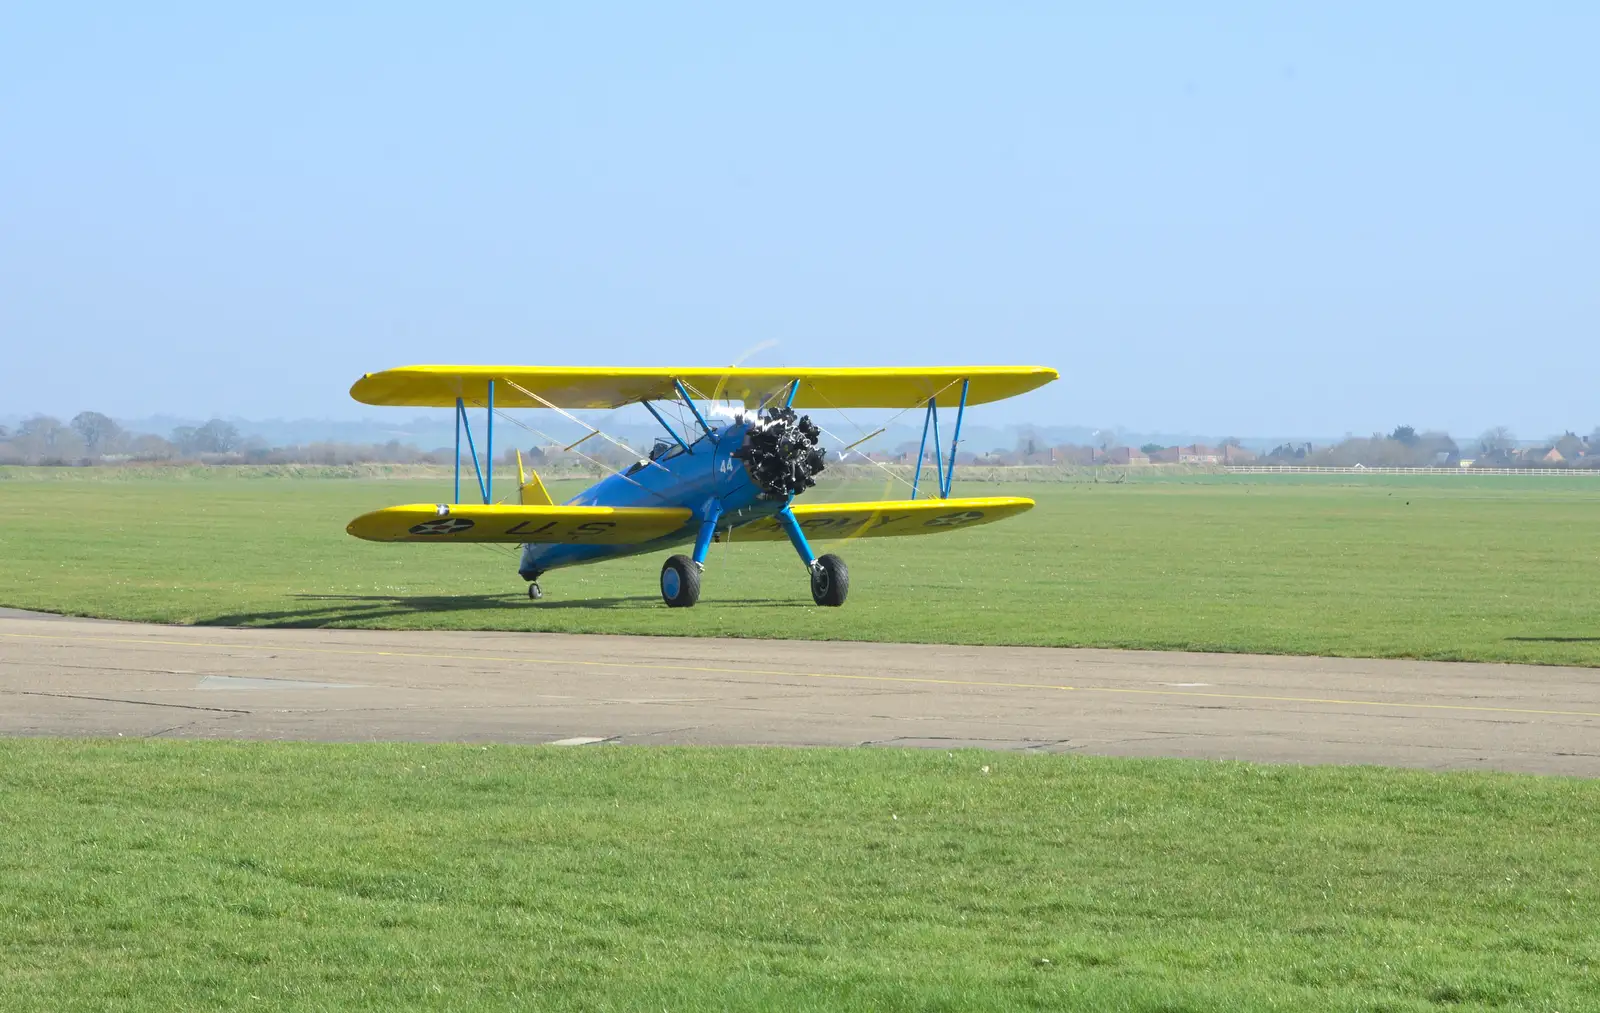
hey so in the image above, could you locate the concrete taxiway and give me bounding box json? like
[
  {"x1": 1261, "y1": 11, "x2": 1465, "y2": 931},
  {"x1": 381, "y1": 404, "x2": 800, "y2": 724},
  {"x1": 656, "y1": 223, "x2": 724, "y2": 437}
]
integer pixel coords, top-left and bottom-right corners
[{"x1": 2, "y1": 610, "x2": 1597, "y2": 775}]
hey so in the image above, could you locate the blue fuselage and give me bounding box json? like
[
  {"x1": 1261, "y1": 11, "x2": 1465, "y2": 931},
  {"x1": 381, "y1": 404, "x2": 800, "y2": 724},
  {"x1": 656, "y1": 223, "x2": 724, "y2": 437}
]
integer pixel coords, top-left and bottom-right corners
[{"x1": 518, "y1": 420, "x2": 782, "y2": 578}]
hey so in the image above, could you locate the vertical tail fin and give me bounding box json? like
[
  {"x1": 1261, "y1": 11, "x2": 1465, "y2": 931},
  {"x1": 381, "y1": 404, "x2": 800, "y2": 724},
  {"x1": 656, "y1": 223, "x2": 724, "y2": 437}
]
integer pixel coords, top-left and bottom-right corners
[{"x1": 516, "y1": 450, "x2": 554, "y2": 506}]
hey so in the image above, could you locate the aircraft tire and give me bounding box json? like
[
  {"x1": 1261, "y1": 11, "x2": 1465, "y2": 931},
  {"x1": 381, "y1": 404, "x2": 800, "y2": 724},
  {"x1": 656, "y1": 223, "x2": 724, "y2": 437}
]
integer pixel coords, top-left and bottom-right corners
[
  {"x1": 810, "y1": 554, "x2": 849, "y2": 607},
  {"x1": 527, "y1": 582, "x2": 543, "y2": 601},
  {"x1": 660, "y1": 554, "x2": 701, "y2": 608}
]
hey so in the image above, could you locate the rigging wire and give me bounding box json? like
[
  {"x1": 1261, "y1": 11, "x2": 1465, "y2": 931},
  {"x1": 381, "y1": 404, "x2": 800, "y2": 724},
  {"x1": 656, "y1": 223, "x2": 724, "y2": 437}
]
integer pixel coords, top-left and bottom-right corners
[
  {"x1": 803, "y1": 376, "x2": 966, "y2": 495},
  {"x1": 679, "y1": 372, "x2": 965, "y2": 495},
  {"x1": 497, "y1": 378, "x2": 664, "y2": 469},
  {"x1": 470, "y1": 541, "x2": 520, "y2": 560},
  {"x1": 467, "y1": 399, "x2": 671, "y2": 504}
]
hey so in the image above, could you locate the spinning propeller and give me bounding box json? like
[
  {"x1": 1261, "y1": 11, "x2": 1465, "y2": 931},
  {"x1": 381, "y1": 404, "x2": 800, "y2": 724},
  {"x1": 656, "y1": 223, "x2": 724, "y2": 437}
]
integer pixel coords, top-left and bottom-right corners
[{"x1": 692, "y1": 341, "x2": 827, "y2": 499}]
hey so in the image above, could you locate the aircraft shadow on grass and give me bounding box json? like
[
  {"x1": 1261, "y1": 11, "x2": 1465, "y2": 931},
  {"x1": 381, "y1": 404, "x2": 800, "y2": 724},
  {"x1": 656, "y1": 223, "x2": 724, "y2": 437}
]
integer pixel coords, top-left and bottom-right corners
[
  {"x1": 196, "y1": 593, "x2": 809, "y2": 629},
  {"x1": 1503, "y1": 636, "x2": 1600, "y2": 643}
]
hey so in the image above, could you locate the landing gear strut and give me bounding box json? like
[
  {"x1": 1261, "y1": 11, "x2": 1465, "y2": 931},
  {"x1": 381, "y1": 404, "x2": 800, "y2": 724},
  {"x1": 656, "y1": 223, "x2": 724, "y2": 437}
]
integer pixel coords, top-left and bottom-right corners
[
  {"x1": 772, "y1": 505, "x2": 849, "y2": 607},
  {"x1": 658, "y1": 502, "x2": 719, "y2": 608}
]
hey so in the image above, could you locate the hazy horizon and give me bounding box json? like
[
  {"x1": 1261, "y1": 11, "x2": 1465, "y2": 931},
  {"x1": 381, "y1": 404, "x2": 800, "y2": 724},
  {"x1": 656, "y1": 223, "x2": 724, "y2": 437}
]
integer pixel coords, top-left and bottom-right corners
[{"x1": 5, "y1": 407, "x2": 1588, "y2": 455}]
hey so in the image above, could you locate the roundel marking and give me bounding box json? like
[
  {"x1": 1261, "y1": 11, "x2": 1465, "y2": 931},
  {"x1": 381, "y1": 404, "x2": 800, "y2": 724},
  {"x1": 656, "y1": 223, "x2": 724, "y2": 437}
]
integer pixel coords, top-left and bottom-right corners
[
  {"x1": 923, "y1": 510, "x2": 985, "y2": 528},
  {"x1": 408, "y1": 517, "x2": 476, "y2": 535}
]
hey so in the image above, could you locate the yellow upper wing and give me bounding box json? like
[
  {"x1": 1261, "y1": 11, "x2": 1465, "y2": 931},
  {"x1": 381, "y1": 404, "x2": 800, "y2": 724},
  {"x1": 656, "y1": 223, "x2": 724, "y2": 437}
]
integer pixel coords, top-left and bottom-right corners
[
  {"x1": 347, "y1": 503, "x2": 692, "y2": 544},
  {"x1": 350, "y1": 365, "x2": 1057, "y2": 410},
  {"x1": 730, "y1": 497, "x2": 1034, "y2": 541}
]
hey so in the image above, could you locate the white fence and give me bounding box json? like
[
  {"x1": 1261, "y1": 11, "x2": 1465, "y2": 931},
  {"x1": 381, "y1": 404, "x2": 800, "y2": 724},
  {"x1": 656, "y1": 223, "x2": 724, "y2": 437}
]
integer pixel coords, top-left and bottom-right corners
[{"x1": 1225, "y1": 465, "x2": 1600, "y2": 477}]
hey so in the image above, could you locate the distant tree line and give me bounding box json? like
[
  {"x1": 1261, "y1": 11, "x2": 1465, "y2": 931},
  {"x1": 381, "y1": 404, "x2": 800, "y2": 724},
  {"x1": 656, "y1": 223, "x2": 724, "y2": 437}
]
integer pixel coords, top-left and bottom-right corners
[
  {"x1": 0, "y1": 412, "x2": 649, "y2": 472},
  {"x1": 0, "y1": 413, "x2": 450, "y2": 466},
  {"x1": 1264, "y1": 426, "x2": 1600, "y2": 469}
]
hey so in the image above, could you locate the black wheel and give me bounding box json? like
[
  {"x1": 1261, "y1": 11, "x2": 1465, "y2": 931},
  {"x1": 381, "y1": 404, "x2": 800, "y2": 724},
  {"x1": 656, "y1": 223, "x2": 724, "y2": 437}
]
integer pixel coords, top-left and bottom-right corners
[
  {"x1": 527, "y1": 582, "x2": 543, "y2": 601},
  {"x1": 660, "y1": 554, "x2": 701, "y2": 608},
  {"x1": 810, "y1": 553, "x2": 848, "y2": 607}
]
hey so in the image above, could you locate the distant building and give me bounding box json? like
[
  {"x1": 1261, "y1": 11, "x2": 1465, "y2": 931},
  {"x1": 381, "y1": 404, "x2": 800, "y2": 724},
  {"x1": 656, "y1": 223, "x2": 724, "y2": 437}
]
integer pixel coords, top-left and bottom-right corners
[
  {"x1": 1101, "y1": 446, "x2": 1149, "y2": 466},
  {"x1": 1474, "y1": 448, "x2": 1518, "y2": 467},
  {"x1": 1145, "y1": 446, "x2": 1180, "y2": 464},
  {"x1": 1179, "y1": 444, "x2": 1221, "y2": 464},
  {"x1": 1553, "y1": 432, "x2": 1588, "y2": 461}
]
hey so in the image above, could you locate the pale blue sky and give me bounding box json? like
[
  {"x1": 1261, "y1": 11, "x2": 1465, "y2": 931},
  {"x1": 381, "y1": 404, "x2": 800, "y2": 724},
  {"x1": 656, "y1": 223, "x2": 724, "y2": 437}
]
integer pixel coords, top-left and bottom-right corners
[{"x1": 2, "y1": 3, "x2": 1594, "y2": 437}]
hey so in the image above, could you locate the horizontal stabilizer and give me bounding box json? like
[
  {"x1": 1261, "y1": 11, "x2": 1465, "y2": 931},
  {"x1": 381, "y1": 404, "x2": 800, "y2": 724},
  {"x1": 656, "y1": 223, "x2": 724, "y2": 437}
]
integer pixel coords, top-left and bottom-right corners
[
  {"x1": 731, "y1": 497, "x2": 1033, "y2": 542},
  {"x1": 347, "y1": 503, "x2": 693, "y2": 544}
]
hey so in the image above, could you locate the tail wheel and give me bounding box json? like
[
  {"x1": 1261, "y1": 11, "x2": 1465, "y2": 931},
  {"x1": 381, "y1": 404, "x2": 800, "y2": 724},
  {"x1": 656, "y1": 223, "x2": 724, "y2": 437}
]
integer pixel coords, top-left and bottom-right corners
[
  {"x1": 660, "y1": 554, "x2": 701, "y2": 608},
  {"x1": 810, "y1": 553, "x2": 849, "y2": 607}
]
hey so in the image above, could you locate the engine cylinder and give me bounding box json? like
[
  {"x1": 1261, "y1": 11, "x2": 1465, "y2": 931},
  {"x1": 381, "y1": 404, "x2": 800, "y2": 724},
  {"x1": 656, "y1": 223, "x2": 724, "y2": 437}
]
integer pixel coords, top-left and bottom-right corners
[{"x1": 732, "y1": 408, "x2": 826, "y2": 499}]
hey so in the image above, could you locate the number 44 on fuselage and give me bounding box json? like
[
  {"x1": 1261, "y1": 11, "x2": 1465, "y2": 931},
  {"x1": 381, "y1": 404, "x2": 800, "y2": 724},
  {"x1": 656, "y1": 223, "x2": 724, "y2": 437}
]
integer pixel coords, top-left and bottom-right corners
[{"x1": 344, "y1": 365, "x2": 1057, "y2": 608}]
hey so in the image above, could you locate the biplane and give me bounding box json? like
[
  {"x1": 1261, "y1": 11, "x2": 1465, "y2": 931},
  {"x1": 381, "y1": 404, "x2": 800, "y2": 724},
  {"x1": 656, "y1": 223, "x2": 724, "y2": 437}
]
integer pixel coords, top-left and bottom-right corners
[{"x1": 345, "y1": 366, "x2": 1058, "y2": 607}]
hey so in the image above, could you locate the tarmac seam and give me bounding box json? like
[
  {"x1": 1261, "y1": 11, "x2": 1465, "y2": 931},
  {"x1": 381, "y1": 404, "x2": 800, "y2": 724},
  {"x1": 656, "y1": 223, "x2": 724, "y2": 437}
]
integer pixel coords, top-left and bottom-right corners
[{"x1": 0, "y1": 688, "x2": 251, "y2": 714}]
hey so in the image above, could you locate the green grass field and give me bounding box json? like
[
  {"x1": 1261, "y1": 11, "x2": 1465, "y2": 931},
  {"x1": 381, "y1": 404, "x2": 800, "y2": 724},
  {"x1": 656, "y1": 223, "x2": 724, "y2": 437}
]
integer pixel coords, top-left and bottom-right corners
[
  {"x1": 1, "y1": 469, "x2": 1596, "y2": 665},
  {"x1": 2, "y1": 739, "x2": 1596, "y2": 1012},
  {"x1": 5, "y1": 476, "x2": 1598, "y2": 1010}
]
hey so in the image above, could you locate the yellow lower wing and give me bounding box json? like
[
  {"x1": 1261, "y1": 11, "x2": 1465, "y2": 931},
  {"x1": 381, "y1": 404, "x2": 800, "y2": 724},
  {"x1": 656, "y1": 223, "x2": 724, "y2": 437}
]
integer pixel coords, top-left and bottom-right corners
[
  {"x1": 347, "y1": 504, "x2": 692, "y2": 544},
  {"x1": 732, "y1": 497, "x2": 1033, "y2": 541}
]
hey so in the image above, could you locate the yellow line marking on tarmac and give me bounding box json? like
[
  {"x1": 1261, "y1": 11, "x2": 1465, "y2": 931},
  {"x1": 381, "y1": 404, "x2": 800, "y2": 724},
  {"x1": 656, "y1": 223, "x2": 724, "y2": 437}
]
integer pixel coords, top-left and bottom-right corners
[{"x1": 5, "y1": 630, "x2": 1600, "y2": 721}]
